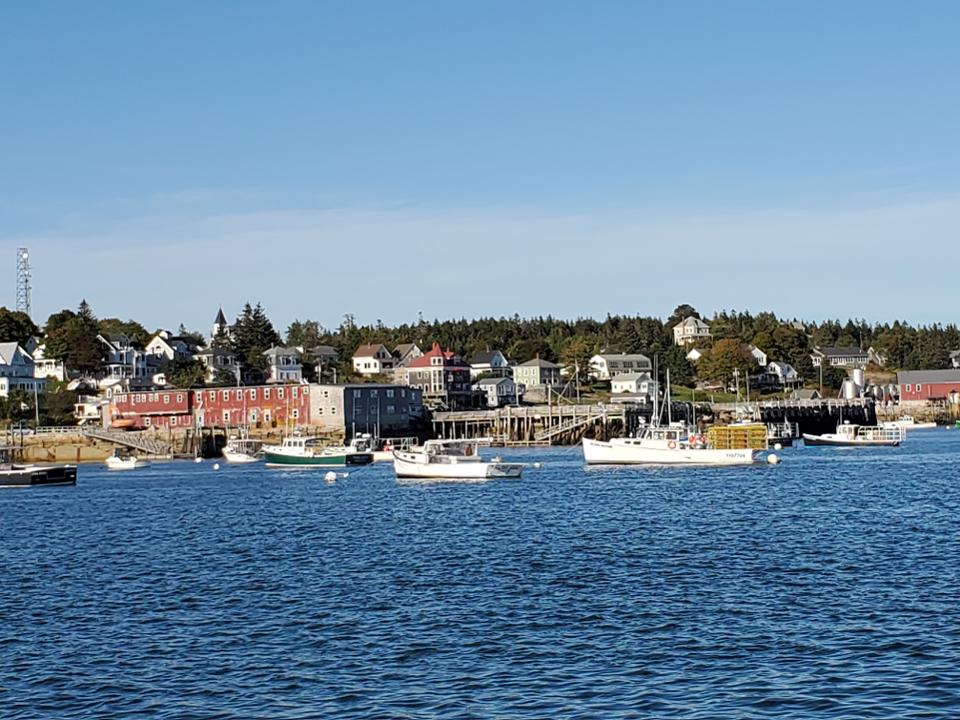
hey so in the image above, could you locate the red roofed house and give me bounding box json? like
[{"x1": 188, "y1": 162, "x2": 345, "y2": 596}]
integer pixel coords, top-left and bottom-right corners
[{"x1": 399, "y1": 343, "x2": 473, "y2": 410}]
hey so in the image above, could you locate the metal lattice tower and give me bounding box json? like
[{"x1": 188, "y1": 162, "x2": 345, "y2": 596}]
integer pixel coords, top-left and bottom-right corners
[{"x1": 16, "y1": 247, "x2": 31, "y2": 319}]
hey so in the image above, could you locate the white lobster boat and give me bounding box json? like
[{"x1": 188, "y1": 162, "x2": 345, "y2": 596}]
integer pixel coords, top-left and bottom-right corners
[
  {"x1": 583, "y1": 424, "x2": 758, "y2": 466},
  {"x1": 803, "y1": 422, "x2": 903, "y2": 447},
  {"x1": 393, "y1": 439, "x2": 524, "y2": 480},
  {"x1": 105, "y1": 449, "x2": 151, "y2": 470},
  {"x1": 221, "y1": 437, "x2": 263, "y2": 464},
  {"x1": 881, "y1": 415, "x2": 937, "y2": 431}
]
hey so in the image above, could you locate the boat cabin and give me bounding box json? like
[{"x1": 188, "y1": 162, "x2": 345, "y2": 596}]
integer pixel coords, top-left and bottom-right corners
[{"x1": 423, "y1": 439, "x2": 482, "y2": 457}]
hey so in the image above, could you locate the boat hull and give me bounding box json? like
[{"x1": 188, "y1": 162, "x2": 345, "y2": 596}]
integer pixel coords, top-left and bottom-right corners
[
  {"x1": 0, "y1": 464, "x2": 77, "y2": 488},
  {"x1": 105, "y1": 458, "x2": 151, "y2": 470},
  {"x1": 582, "y1": 438, "x2": 756, "y2": 465},
  {"x1": 264, "y1": 451, "x2": 373, "y2": 468},
  {"x1": 802, "y1": 434, "x2": 900, "y2": 447},
  {"x1": 393, "y1": 453, "x2": 524, "y2": 479},
  {"x1": 221, "y1": 449, "x2": 260, "y2": 464}
]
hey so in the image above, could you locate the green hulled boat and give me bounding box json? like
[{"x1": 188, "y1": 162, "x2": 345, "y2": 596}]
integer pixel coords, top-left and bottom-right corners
[{"x1": 263, "y1": 435, "x2": 374, "y2": 468}]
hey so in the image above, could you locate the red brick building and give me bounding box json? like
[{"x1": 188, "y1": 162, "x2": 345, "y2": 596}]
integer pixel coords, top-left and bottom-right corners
[
  {"x1": 111, "y1": 384, "x2": 311, "y2": 429},
  {"x1": 897, "y1": 370, "x2": 960, "y2": 402}
]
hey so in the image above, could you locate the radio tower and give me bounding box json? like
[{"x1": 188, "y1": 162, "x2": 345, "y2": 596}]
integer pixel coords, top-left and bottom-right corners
[{"x1": 16, "y1": 248, "x2": 32, "y2": 319}]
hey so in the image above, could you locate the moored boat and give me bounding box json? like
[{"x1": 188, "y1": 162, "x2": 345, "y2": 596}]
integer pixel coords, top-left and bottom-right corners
[
  {"x1": 803, "y1": 422, "x2": 903, "y2": 447},
  {"x1": 105, "y1": 449, "x2": 151, "y2": 470},
  {"x1": 263, "y1": 434, "x2": 374, "y2": 467},
  {"x1": 583, "y1": 423, "x2": 760, "y2": 466},
  {"x1": 221, "y1": 436, "x2": 263, "y2": 464},
  {"x1": 881, "y1": 415, "x2": 937, "y2": 431},
  {"x1": 0, "y1": 446, "x2": 77, "y2": 488},
  {"x1": 393, "y1": 439, "x2": 524, "y2": 479}
]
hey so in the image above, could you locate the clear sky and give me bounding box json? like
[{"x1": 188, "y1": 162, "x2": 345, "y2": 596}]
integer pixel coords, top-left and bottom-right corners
[{"x1": 3, "y1": 1, "x2": 959, "y2": 334}]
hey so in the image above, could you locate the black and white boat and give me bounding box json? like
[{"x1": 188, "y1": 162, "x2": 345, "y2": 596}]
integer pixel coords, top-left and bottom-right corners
[{"x1": 0, "y1": 446, "x2": 77, "y2": 488}]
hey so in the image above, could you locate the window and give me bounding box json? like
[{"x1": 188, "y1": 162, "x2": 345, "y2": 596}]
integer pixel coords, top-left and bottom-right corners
[
  {"x1": 905, "y1": 384, "x2": 912, "y2": 392},
  {"x1": 331, "y1": 407, "x2": 337, "y2": 415},
  {"x1": 176, "y1": 394, "x2": 183, "y2": 403},
  {"x1": 209, "y1": 391, "x2": 216, "y2": 401},
  {"x1": 263, "y1": 410, "x2": 271, "y2": 422},
  {"x1": 223, "y1": 411, "x2": 231, "y2": 422},
  {"x1": 318, "y1": 407, "x2": 324, "y2": 415},
  {"x1": 371, "y1": 389, "x2": 378, "y2": 397},
  {"x1": 277, "y1": 388, "x2": 284, "y2": 399},
  {"x1": 353, "y1": 389, "x2": 362, "y2": 398},
  {"x1": 144, "y1": 417, "x2": 151, "y2": 426},
  {"x1": 163, "y1": 394, "x2": 170, "y2": 404},
  {"x1": 916, "y1": 384, "x2": 922, "y2": 392},
  {"x1": 264, "y1": 388, "x2": 270, "y2": 399},
  {"x1": 170, "y1": 417, "x2": 177, "y2": 426},
  {"x1": 292, "y1": 387, "x2": 298, "y2": 398},
  {"x1": 250, "y1": 389, "x2": 257, "y2": 400},
  {"x1": 291, "y1": 409, "x2": 299, "y2": 419},
  {"x1": 250, "y1": 409, "x2": 258, "y2": 422},
  {"x1": 235, "y1": 390, "x2": 242, "y2": 401},
  {"x1": 386, "y1": 404, "x2": 396, "y2": 414},
  {"x1": 386, "y1": 389, "x2": 395, "y2": 398},
  {"x1": 223, "y1": 391, "x2": 230, "y2": 401}
]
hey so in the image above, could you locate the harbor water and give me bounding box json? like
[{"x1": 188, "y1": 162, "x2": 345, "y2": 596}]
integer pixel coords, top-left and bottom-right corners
[{"x1": 3, "y1": 431, "x2": 960, "y2": 718}]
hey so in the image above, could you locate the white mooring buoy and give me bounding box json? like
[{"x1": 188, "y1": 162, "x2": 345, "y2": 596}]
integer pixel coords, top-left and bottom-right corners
[
  {"x1": 774, "y1": 442, "x2": 783, "y2": 451},
  {"x1": 324, "y1": 471, "x2": 337, "y2": 483},
  {"x1": 213, "y1": 463, "x2": 220, "y2": 471},
  {"x1": 533, "y1": 462, "x2": 543, "y2": 469},
  {"x1": 194, "y1": 457, "x2": 203, "y2": 464},
  {"x1": 767, "y1": 453, "x2": 781, "y2": 465}
]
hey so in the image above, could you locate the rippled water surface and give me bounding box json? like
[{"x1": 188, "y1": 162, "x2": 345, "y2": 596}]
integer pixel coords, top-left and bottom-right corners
[{"x1": 3, "y1": 431, "x2": 960, "y2": 718}]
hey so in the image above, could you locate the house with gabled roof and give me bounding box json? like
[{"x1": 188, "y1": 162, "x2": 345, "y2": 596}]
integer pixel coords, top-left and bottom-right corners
[
  {"x1": 399, "y1": 343, "x2": 472, "y2": 410},
  {"x1": 589, "y1": 353, "x2": 652, "y2": 381},
  {"x1": 513, "y1": 358, "x2": 562, "y2": 388},
  {"x1": 469, "y1": 349, "x2": 510, "y2": 379},
  {"x1": 263, "y1": 346, "x2": 303, "y2": 384},
  {"x1": 0, "y1": 342, "x2": 46, "y2": 398},
  {"x1": 673, "y1": 316, "x2": 711, "y2": 346},
  {"x1": 394, "y1": 343, "x2": 423, "y2": 368},
  {"x1": 811, "y1": 346, "x2": 869, "y2": 369},
  {"x1": 352, "y1": 343, "x2": 396, "y2": 376}
]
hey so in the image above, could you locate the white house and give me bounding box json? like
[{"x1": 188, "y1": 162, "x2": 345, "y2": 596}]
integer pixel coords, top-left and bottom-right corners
[
  {"x1": 98, "y1": 334, "x2": 150, "y2": 387},
  {"x1": 473, "y1": 376, "x2": 520, "y2": 408},
  {"x1": 589, "y1": 353, "x2": 652, "y2": 381},
  {"x1": 747, "y1": 345, "x2": 768, "y2": 367},
  {"x1": 0, "y1": 342, "x2": 46, "y2": 398},
  {"x1": 32, "y1": 343, "x2": 67, "y2": 382},
  {"x1": 352, "y1": 343, "x2": 396, "y2": 375},
  {"x1": 951, "y1": 350, "x2": 960, "y2": 368},
  {"x1": 514, "y1": 358, "x2": 562, "y2": 388},
  {"x1": 811, "y1": 346, "x2": 869, "y2": 368},
  {"x1": 686, "y1": 347, "x2": 704, "y2": 363},
  {"x1": 610, "y1": 372, "x2": 658, "y2": 396},
  {"x1": 673, "y1": 317, "x2": 711, "y2": 346},
  {"x1": 146, "y1": 331, "x2": 202, "y2": 362},
  {"x1": 469, "y1": 350, "x2": 510, "y2": 379},
  {"x1": 767, "y1": 361, "x2": 801, "y2": 388},
  {"x1": 263, "y1": 346, "x2": 303, "y2": 384}
]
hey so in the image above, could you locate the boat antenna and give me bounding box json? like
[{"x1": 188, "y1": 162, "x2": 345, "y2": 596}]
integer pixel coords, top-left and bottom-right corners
[{"x1": 666, "y1": 367, "x2": 672, "y2": 425}]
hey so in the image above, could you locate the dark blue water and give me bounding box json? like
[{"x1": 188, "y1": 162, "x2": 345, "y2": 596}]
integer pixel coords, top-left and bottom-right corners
[{"x1": 3, "y1": 431, "x2": 960, "y2": 718}]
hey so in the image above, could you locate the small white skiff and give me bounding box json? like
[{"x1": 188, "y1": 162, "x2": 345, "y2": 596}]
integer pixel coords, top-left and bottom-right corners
[{"x1": 393, "y1": 439, "x2": 524, "y2": 479}]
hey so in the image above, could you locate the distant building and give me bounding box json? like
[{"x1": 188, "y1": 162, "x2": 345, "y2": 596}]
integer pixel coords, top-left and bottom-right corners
[
  {"x1": 400, "y1": 343, "x2": 472, "y2": 410},
  {"x1": 469, "y1": 350, "x2": 510, "y2": 379},
  {"x1": 747, "y1": 345, "x2": 768, "y2": 367},
  {"x1": 393, "y1": 343, "x2": 423, "y2": 368},
  {"x1": 0, "y1": 342, "x2": 46, "y2": 398},
  {"x1": 514, "y1": 358, "x2": 562, "y2": 388},
  {"x1": 194, "y1": 347, "x2": 241, "y2": 384},
  {"x1": 898, "y1": 369, "x2": 960, "y2": 402},
  {"x1": 610, "y1": 372, "x2": 658, "y2": 396},
  {"x1": 32, "y1": 343, "x2": 67, "y2": 382},
  {"x1": 98, "y1": 334, "x2": 150, "y2": 387},
  {"x1": 263, "y1": 346, "x2": 303, "y2": 384},
  {"x1": 352, "y1": 343, "x2": 396, "y2": 376},
  {"x1": 473, "y1": 376, "x2": 520, "y2": 408},
  {"x1": 790, "y1": 388, "x2": 822, "y2": 401},
  {"x1": 673, "y1": 317, "x2": 711, "y2": 346},
  {"x1": 686, "y1": 347, "x2": 703, "y2": 363},
  {"x1": 589, "y1": 353, "x2": 652, "y2": 381},
  {"x1": 309, "y1": 383, "x2": 423, "y2": 437},
  {"x1": 146, "y1": 331, "x2": 202, "y2": 362},
  {"x1": 952, "y1": 350, "x2": 960, "y2": 369},
  {"x1": 811, "y1": 346, "x2": 869, "y2": 369},
  {"x1": 212, "y1": 307, "x2": 230, "y2": 341},
  {"x1": 767, "y1": 361, "x2": 801, "y2": 389}
]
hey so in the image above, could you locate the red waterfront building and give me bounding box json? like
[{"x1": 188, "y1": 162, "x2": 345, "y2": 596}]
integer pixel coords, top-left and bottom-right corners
[
  {"x1": 111, "y1": 384, "x2": 311, "y2": 429},
  {"x1": 897, "y1": 370, "x2": 960, "y2": 403}
]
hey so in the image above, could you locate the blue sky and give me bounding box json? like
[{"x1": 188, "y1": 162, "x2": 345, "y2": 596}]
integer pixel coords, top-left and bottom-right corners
[{"x1": 3, "y1": 1, "x2": 959, "y2": 334}]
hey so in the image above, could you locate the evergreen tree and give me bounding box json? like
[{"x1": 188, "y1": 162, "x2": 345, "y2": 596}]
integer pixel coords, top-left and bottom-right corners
[
  {"x1": 229, "y1": 302, "x2": 281, "y2": 376},
  {"x1": 0, "y1": 307, "x2": 39, "y2": 345}
]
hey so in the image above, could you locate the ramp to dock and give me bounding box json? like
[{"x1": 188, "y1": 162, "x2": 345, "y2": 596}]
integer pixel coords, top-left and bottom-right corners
[{"x1": 82, "y1": 427, "x2": 172, "y2": 456}]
